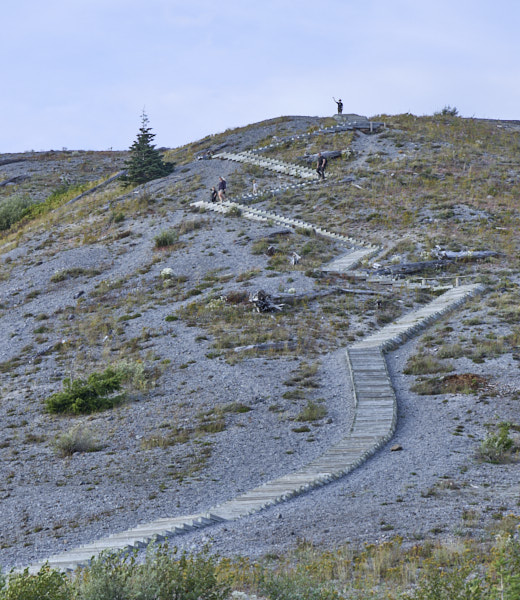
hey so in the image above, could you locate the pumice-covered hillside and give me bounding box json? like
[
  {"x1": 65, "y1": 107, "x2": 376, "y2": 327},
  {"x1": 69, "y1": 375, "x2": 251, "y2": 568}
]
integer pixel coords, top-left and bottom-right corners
[{"x1": 0, "y1": 113, "x2": 519, "y2": 572}]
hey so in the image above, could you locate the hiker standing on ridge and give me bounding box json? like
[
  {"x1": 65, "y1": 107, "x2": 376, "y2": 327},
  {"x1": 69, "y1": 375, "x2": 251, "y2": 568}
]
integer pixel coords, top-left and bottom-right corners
[
  {"x1": 333, "y1": 97, "x2": 343, "y2": 114},
  {"x1": 316, "y1": 152, "x2": 327, "y2": 180},
  {"x1": 217, "y1": 176, "x2": 227, "y2": 201}
]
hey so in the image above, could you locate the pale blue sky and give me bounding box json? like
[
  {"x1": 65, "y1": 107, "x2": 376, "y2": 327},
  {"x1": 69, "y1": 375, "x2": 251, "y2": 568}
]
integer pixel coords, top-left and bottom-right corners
[{"x1": 1, "y1": 0, "x2": 519, "y2": 153}]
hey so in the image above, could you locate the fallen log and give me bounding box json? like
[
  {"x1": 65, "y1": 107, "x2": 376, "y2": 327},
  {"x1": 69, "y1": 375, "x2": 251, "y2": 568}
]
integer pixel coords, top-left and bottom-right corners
[
  {"x1": 65, "y1": 170, "x2": 127, "y2": 206},
  {"x1": 0, "y1": 158, "x2": 28, "y2": 167},
  {"x1": 431, "y1": 247, "x2": 499, "y2": 260},
  {"x1": 234, "y1": 340, "x2": 298, "y2": 353},
  {"x1": 270, "y1": 286, "x2": 391, "y2": 307},
  {"x1": 371, "y1": 251, "x2": 498, "y2": 276},
  {"x1": 0, "y1": 175, "x2": 29, "y2": 188}
]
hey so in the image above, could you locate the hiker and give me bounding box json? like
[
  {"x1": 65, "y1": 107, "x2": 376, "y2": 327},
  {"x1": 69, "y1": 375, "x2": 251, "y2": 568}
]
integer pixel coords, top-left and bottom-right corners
[
  {"x1": 316, "y1": 152, "x2": 327, "y2": 180},
  {"x1": 210, "y1": 186, "x2": 218, "y2": 203},
  {"x1": 252, "y1": 179, "x2": 258, "y2": 194},
  {"x1": 217, "y1": 176, "x2": 227, "y2": 201},
  {"x1": 333, "y1": 97, "x2": 343, "y2": 114}
]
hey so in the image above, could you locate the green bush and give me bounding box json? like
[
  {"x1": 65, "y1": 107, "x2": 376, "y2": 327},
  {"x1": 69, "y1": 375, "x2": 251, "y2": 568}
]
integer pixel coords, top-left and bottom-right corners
[
  {"x1": 259, "y1": 570, "x2": 340, "y2": 600},
  {"x1": 407, "y1": 565, "x2": 483, "y2": 600},
  {"x1": 478, "y1": 423, "x2": 515, "y2": 463},
  {"x1": 75, "y1": 545, "x2": 230, "y2": 600},
  {"x1": 44, "y1": 367, "x2": 125, "y2": 414},
  {"x1": 0, "y1": 196, "x2": 33, "y2": 231},
  {"x1": 0, "y1": 564, "x2": 72, "y2": 600},
  {"x1": 155, "y1": 229, "x2": 179, "y2": 248},
  {"x1": 0, "y1": 182, "x2": 104, "y2": 232}
]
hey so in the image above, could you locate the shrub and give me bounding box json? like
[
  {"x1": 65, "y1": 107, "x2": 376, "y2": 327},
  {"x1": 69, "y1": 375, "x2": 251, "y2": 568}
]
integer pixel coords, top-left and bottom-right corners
[
  {"x1": 226, "y1": 205, "x2": 242, "y2": 217},
  {"x1": 74, "y1": 545, "x2": 230, "y2": 600},
  {"x1": 73, "y1": 550, "x2": 134, "y2": 600},
  {"x1": 53, "y1": 425, "x2": 103, "y2": 457},
  {"x1": 177, "y1": 218, "x2": 205, "y2": 235},
  {"x1": 404, "y1": 354, "x2": 453, "y2": 375},
  {"x1": 259, "y1": 570, "x2": 340, "y2": 600},
  {"x1": 222, "y1": 402, "x2": 252, "y2": 413},
  {"x1": 0, "y1": 196, "x2": 33, "y2": 231},
  {"x1": 478, "y1": 423, "x2": 515, "y2": 463},
  {"x1": 50, "y1": 268, "x2": 100, "y2": 283},
  {"x1": 296, "y1": 400, "x2": 327, "y2": 422},
  {"x1": 44, "y1": 367, "x2": 125, "y2": 414},
  {"x1": 0, "y1": 564, "x2": 71, "y2": 600},
  {"x1": 155, "y1": 229, "x2": 179, "y2": 248},
  {"x1": 1, "y1": 183, "x2": 91, "y2": 231},
  {"x1": 411, "y1": 373, "x2": 487, "y2": 396},
  {"x1": 409, "y1": 564, "x2": 483, "y2": 600}
]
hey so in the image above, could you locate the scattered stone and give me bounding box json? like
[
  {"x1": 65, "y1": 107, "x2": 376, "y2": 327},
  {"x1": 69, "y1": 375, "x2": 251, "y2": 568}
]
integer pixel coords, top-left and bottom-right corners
[{"x1": 391, "y1": 444, "x2": 403, "y2": 452}]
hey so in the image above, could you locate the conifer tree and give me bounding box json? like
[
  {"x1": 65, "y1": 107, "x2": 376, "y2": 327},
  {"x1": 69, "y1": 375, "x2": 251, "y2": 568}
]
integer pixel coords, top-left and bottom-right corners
[{"x1": 121, "y1": 111, "x2": 174, "y2": 185}]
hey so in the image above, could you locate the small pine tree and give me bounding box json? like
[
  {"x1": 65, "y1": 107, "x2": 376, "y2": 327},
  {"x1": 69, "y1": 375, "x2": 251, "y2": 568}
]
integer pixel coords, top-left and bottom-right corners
[{"x1": 121, "y1": 111, "x2": 174, "y2": 185}]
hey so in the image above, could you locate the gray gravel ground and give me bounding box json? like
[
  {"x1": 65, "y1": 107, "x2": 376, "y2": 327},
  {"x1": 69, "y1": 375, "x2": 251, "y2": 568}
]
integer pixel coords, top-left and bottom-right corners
[
  {"x1": 1, "y1": 116, "x2": 519, "y2": 571},
  {"x1": 160, "y1": 335, "x2": 520, "y2": 559}
]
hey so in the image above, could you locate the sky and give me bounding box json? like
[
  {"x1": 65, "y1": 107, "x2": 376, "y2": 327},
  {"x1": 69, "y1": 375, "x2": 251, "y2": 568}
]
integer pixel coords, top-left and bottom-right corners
[{"x1": 1, "y1": 0, "x2": 519, "y2": 153}]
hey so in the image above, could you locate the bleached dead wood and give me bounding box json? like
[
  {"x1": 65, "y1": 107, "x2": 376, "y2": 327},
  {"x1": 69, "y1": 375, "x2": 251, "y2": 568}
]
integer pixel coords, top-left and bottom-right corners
[{"x1": 65, "y1": 170, "x2": 127, "y2": 206}]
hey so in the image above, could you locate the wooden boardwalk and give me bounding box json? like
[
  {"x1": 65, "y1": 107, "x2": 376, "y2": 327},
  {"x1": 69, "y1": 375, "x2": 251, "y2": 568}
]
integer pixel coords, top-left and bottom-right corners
[{"x1": 23, "y1": 143, "x2": 484, "y2": 574}]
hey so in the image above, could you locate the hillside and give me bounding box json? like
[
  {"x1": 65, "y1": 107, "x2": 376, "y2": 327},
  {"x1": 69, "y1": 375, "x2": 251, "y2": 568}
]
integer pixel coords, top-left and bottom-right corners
[{"x1": 0, "y1": 113, "x2": 519, "y2": 572}]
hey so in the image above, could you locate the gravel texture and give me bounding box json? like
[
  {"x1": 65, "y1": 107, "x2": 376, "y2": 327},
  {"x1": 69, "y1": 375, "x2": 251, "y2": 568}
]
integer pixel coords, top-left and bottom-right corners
[{"x1": 1, "y1": 115, "x2": 519, "y2": 571}]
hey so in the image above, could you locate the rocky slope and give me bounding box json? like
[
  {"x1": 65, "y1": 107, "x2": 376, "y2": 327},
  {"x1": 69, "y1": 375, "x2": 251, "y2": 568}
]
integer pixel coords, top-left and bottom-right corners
[{"x1": 0, "y1": 114, "x2": 519, "y2": 570}]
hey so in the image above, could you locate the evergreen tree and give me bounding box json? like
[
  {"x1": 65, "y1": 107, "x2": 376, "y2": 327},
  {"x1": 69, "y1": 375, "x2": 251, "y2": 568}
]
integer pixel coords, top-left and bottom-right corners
[{"x1": 121, "y1": 111, "x2": 174, "y2": 185}]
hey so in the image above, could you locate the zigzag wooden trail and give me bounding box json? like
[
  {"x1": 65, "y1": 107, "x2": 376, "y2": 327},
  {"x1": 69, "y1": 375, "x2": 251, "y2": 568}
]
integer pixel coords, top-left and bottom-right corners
[{"x1": 26, "y1": 143, "x2": 483, "y2": 573}]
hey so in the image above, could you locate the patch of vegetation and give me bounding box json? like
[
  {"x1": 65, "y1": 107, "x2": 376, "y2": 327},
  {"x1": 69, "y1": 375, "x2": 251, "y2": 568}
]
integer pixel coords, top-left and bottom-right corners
[
  {"x1": 1, "y1": 181, "x2": 99, "y2": 233},
  {"x1": 0, "y1": 196, "x2": 32, "y2": 231},
  {"x1": 44, "y1": 367, "x2": 126, "y2": 414},
  {"x1": 478, "y1": 422, "x2": 518, "y2": 463},
  {"x1": 141, "y1": 407, "x2": 230, "y2": 451},
  {"x1": 155, "y1": 229, "x2": 179, "y2": 248},
  {"x1": 404, "y1": 353, "x2": 454, "y2": 375},
  {"x1": 296, "y1": 400, "x2": 327, "y2": 422},
  {"x1": 236, "y1": 268, "x2": 261, "y2": 282},
  {"x1": 0, "y1": 546, "x2": 229, "y2": 600},
  {"x1": 50, "y1": 268, "x2": 101, "y2": 283},
  {"x1": 222, "y1": 402, "x2": 252, "y2": 413},
  {"x1": 284, "y1": 361, "x2": 320, "y2": 387},
  {"x1": 5, "y1": 528, "x2": 520, "y2": 600},
  {"x1": 53, "y1": 425, "x2": 104, "y2": 457},
  {"x1": 292, "y1": 425, "x2": 311, "y2": 433},
  {"x1": 411, "y1": 373, "x2": 488, "y2": 396},
  {"x1": 177, "y1": 218, "x2": 207, "y2": 235}
]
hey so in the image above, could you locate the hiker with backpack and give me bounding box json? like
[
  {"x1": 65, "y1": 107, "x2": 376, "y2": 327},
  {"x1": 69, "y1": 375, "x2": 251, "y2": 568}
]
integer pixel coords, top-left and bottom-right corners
[{"x1": 333, "y1": 97, "x2": 343, "y2": 114}]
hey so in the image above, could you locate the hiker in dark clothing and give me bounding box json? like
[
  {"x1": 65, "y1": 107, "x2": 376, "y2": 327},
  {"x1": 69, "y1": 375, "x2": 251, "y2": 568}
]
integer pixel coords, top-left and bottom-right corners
[
  {"x1": 316, "y1": 152, "x2": 327, "y2": 180},
  {"x1": 333, "y1": 97, "x2": 343, "y2": 114},
  {"x1": 210, "y1": 187, "x2": 218, "y2": 202},
  {"x1": 217, "y1": 176, "x2": 227, "y2": 201}
]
